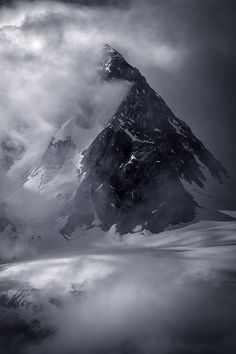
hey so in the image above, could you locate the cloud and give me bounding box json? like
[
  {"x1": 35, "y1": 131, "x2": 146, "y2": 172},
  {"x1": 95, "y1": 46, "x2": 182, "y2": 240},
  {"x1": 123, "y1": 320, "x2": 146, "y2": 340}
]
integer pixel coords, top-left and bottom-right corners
[
  {"x1": 0, "y1": 2, "x2": 135, "y2": 229},
  {"x1": 0, "y1": 246, "x2": 236, "y2": 354}
]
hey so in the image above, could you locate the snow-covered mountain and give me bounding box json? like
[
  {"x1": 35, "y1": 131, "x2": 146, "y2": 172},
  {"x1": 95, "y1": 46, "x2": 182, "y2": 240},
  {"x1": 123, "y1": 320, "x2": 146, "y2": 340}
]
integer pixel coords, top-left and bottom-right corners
[
  {"x1": 23, "y1": 44, "x2": 232, "y2": 237},
  {"x1": 61, "y1": 45, "x2": 232, "y2": 236},
  {"x1": 23, "y1": 118, "x2": 101, "y2": 196}
]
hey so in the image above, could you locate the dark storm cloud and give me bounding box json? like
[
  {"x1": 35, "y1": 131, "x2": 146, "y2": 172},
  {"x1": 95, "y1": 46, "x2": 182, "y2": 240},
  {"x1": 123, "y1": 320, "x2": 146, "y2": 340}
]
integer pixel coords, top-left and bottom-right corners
[
  {"x1": 49, "y1": 0, "x2": 130, "y2": 6},
  {"x1": 0, "y1": 0, "x2": 130, "y2": 7}
]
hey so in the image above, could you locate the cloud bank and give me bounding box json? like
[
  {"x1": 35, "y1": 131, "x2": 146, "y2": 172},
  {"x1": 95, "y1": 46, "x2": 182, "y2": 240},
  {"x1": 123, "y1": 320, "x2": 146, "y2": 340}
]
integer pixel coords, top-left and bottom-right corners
[{"x1": 1, "y1": 247, "x2": 236, "y2": 354}]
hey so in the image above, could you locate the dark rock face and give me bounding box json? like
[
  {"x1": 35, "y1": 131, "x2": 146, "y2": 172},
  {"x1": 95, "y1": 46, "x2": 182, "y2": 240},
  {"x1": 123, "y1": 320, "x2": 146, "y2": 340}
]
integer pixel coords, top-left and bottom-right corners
[{"x1": 61, "y1": 45, "x2": 226, "y2": 236}]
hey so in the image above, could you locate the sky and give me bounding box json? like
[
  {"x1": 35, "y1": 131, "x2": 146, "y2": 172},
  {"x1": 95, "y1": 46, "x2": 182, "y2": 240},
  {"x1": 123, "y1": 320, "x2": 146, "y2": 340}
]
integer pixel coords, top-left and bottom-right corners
[{"x1": 0, "y1": 0, "x2": 235, "y2": 195}]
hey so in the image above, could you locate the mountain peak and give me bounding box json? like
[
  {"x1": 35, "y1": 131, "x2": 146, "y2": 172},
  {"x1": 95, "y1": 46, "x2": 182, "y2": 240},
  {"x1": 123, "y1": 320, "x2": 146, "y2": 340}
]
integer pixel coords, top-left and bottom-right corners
[
  {"x1": 22, "y1": 45, "x2": 228, "y2": 236},
  {"x1": 102, "y1": 44, "x2": 143, "y2": 82},
  {"x1": 60, "y1": 47, "x2": 228, "y2": 236},
  {"x1": 104, "y1": 44, "x2": 124, "y2": 59}
]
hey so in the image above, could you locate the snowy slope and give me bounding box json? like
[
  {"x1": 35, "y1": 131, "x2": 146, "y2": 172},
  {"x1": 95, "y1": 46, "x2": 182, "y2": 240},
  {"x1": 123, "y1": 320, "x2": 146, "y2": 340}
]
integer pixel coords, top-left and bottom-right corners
[{"x1": 23, "y1": 118, "x2": 102, "y2": 196}]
